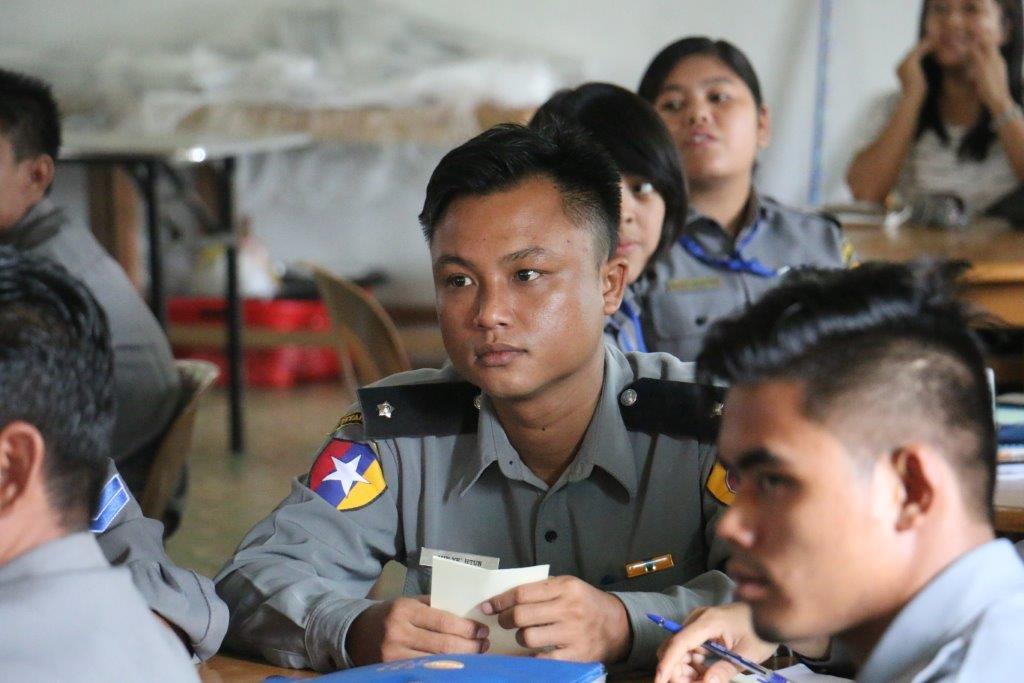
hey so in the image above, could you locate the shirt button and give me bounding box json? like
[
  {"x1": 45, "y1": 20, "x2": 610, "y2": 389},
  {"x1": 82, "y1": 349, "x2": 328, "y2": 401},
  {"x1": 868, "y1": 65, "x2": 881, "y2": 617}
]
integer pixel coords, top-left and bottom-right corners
[
  {"x1": 695, "y1": 316, "x2": 708, "y2": 326},
  {"x1": 544, "y1": 530, "x2": 558, "y2": 543}
]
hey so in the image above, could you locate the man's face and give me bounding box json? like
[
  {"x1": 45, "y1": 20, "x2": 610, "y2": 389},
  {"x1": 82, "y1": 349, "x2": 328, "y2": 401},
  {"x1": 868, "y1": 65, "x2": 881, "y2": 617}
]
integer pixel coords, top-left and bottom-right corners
[
  {"x1": 430, "y1": 176, "x2": 624, "y2": 401},
  {"x1": 715, "y1": 381, "x2": 906, "y2": 644},
  {"x1": 0, "y1": 136, "x2": 47, "y2": 230}
]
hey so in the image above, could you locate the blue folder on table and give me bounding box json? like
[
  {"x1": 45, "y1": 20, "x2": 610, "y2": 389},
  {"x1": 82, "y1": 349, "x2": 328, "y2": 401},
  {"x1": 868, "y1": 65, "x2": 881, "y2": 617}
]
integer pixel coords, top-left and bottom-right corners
[{"x1": 265, "y1": 654, "x2": 606, "y2": 682}]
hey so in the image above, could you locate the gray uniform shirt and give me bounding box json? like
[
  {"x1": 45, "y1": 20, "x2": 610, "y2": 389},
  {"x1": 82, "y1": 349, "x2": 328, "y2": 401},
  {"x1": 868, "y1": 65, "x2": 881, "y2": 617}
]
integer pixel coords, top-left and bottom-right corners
[
  {"x1": 93, "y1": 458, "x2": 229, "y2": 660},
  {"x1": 639, "y1": 192, "x2": 851, "y2": 361},
  {"x1": 1, "y1": 198, "x2": 180, "y2": 490},
  {"x1": 216, "y1": 345, "x2": 734, "y2": 672},
  {"x1": 0, "y1": 532, "x2": 199, "y2": 682},
  {"x1": 856, "y1": 539, "x2": 1024, "y2": 682}
]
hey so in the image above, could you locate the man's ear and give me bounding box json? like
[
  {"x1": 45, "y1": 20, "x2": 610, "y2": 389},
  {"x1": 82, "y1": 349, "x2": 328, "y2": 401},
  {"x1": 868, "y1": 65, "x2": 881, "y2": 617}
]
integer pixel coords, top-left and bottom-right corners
[
  {"x1": 24, "y1": 154, "x2": 55, "y2": 204},
  {"x1": 601, "y1": 256, "x2": 629, "y2": 316},
  {"x1": 0, "y1": 421, "x2": 46, "y2": 515},
  {"x1": 889, "y1": 445, "x2": 937, "y2": 532}
]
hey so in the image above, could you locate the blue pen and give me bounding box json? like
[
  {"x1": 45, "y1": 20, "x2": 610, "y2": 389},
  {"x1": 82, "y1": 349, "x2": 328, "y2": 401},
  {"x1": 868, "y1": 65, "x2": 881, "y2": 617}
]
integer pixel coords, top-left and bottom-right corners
[{"x1": 647, "y1": 614, "x2": 787, "y2": 683}]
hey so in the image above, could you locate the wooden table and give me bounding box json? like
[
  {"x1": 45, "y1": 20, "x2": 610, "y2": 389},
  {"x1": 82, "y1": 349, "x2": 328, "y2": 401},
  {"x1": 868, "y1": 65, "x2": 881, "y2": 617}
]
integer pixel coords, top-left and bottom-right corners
[
  {"x1": 843, "y1": 219, "x2": 1024, "y2": 325},
  {"x1": 198, "y1": 655, "x2": 316, "y2": 682}
]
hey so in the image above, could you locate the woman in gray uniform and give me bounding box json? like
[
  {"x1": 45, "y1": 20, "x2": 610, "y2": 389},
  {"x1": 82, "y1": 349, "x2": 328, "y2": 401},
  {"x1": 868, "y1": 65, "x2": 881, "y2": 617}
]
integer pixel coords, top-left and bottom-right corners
[
  {"x1": 637, "y1": 37, "x2": 853, "y2": 361},
  {"x1": 530, "y1": 83, "x2": 688, "y2": 354}
]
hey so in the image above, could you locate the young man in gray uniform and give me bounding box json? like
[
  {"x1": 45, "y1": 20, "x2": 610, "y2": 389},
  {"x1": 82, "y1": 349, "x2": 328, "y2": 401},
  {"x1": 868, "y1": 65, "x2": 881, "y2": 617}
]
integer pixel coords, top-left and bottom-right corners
[
  {"x1": 639, "y1": 196, "x2": 854, "y2": 362},
  {"x1": 0, "y1": 248, "x2": 198, "y2": 681},
  {"x1": 655, "y1": 263, "x2": 1024, "y2": 683},
  {"x1": 0, "y1": 68, "x2": 179, "y2": 501},
  {"x1": 216, "y1": 124, "x2": 735, "y2": 672}
]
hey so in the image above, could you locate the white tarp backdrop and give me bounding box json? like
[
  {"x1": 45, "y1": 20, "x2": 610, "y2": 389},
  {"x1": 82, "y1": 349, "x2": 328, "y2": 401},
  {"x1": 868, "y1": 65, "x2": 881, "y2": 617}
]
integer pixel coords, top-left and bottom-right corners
[{"x1": 0, "y1": 0, "x2": 921, "y2": 304}]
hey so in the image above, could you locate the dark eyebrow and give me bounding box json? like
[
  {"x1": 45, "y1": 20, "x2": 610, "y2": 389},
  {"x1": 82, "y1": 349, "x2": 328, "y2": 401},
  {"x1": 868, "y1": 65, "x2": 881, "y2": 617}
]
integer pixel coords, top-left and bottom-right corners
[
  {"x1": 660, "y1": 77, "x2": 736, "y2": 95},
  {"x1": 434, "y1": 254, "x2": 473, "y2": 269},
  {"x1": 734, "y1": 447, "x2": 784, "y2": 471},
  {"x1": 501, "y1": 246, "x2": 548, "y2": 264},
  {"x1": 434, "y1": 246, "x2": 549, "y2": 270}
]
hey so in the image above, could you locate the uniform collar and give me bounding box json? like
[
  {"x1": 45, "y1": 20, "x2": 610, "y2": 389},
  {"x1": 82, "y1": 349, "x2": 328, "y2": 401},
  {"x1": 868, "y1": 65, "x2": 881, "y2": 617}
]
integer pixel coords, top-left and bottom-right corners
[
  {"x1": 0, "y1": 532, "x2": 109, "y2": 585},
  {"x1": 455, "y1": 345, "x2": 638, "y2": 499},
  {"x1": 856, "y1": 539, "x2": 1024, "y2": 682},
  {"x1": 573, "y1": 345, "x2": 638, "y2": 497},
  {"x1": 684, "y1": 189, "x2": 766, "y2": 253},
  {"x1": 0, "y1": 197, "x2": 64, "y2": 249}
]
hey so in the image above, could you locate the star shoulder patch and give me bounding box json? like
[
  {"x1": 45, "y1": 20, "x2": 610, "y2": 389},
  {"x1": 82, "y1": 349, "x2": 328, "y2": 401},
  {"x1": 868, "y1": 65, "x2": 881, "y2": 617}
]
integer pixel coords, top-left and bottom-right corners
[
  {"x1": 309, "y1": 439, "x2": 387, "y2": 511},
  {"x1": 706, "y1": 461, "x2": 737, "y2": 506}
]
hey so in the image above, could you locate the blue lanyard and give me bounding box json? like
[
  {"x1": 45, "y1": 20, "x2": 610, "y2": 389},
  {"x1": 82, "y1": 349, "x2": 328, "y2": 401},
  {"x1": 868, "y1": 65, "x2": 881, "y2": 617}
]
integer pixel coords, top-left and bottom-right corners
[
  {"x1": 679, "y1": 220, "x2": 785, "y2": 279},
  {"x1": 609, "y1": 298, "x2": 648, "y2": 353}
]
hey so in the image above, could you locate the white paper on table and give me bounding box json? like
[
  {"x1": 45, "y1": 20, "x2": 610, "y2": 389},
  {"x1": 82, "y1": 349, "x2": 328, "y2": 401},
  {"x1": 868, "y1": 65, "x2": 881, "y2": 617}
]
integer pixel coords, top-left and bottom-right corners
[{"x1": 430, "y1": 556, "x2": 549, "y2": 655}]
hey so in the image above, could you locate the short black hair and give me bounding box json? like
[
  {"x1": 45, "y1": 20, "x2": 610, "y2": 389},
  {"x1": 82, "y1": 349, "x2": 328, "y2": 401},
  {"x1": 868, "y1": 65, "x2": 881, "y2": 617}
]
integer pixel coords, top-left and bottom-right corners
[
  {"x1": 638, "y1": 36, "x2": 764, "y2": 109},
  {"x1": 418, "y1": 123, "x2": 621, "y2": 262},
  {"x1": 697, "y1": 262, "x2": 996, "y2": 523},
  {"x1": 529, "y1": 82, "x2": 687, "y2": 263},
  {"x1": 0, "y1": 247, "x2": 114, "y2": 530},
  {"x1": 0, "y1": 68, "x2": 62, "y2": 162}
]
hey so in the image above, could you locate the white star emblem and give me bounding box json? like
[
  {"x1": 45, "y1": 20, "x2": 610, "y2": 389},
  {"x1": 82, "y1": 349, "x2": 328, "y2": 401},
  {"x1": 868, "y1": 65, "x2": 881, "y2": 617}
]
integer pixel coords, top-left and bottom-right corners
[
  {"x1": 322, "y1": 456, "x2": 369, "y2": 497},
  {"x1": 377, "y1": 401, "x2": 394, "y2": 419}
]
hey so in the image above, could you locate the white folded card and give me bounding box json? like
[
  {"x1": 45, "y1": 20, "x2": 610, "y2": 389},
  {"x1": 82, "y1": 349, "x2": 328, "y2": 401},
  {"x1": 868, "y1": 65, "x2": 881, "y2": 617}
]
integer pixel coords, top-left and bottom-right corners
[{"x1": 430, "y1": 556, "x2": 550, "y2": 656}]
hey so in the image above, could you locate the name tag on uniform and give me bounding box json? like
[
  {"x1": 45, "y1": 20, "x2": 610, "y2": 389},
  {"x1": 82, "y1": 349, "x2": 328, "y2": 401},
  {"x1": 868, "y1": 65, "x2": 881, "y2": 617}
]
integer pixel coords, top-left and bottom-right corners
[
  {"x1": 666, "y1": 276, "x2": 723, "y2": 293},
  {"x1": 625, "y1": 553, "x2": 675, "y2": 578},
  {"x1": 420, "y1": 547, "x2": 500, "y2": 570}
]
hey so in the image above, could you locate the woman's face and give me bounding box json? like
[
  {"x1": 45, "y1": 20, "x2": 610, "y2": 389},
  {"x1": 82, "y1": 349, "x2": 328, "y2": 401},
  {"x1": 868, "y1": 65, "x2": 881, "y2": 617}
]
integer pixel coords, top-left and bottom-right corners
[
  {"x1": 652, "y1": 54, "x2": 769, "y2": 191},
  {"x1": 617, "y1": 173, "x2": 665, "y2": 284},
  {"x1": 924, "y1": 0, "x2": 1007, "y2": 67}
]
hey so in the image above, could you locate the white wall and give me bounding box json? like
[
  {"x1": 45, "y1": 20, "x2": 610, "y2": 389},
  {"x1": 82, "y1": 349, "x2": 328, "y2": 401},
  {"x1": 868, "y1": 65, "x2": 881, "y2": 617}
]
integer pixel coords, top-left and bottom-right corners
[{"x1": 0, "y1": 0, "x2": 922, "y2": 302}]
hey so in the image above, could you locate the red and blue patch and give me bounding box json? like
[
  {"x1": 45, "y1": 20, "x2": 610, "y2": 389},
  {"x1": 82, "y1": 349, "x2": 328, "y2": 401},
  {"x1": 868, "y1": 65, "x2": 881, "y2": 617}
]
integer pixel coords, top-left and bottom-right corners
[{"x1": 309, "y1": 439, "x2": 387, "y2": 511}]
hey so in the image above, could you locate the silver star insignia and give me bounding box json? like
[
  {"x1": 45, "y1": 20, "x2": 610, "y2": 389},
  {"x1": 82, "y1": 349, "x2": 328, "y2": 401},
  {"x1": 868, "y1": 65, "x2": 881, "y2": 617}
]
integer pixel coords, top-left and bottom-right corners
[{"x1": 377, "y1": 401, "x2": 394, "y2": 419}]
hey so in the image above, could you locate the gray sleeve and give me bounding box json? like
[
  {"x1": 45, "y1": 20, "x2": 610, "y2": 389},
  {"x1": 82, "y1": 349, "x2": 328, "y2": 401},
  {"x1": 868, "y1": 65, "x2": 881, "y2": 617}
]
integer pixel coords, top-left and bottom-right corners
[
  {"x1": 93, "y1": 459, "x2": 228, "y2": 660},
  {"x1": 612, "y1": 570, "x2": 734, "y2": 670},
  {"x1": 214, "y1": 426, "x2": 402, "y2": 672}
]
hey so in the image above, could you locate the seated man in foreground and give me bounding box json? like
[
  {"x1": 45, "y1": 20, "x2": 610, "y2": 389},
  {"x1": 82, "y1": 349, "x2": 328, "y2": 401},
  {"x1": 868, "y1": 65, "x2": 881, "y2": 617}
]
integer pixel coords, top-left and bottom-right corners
[
  {"x1": 655, "y1": 262, "x2": 1024, "y2": 683},
  {"x1": 0, "y1": 248, "x2": 198, "y2": 681},
  {"x1": 216, "y1": 123, "x2": 734, "y2": 671}
]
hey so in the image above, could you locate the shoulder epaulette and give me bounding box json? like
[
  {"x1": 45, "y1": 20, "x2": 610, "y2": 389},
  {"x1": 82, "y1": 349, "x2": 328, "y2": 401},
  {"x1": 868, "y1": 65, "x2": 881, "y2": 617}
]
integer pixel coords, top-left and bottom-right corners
[
  {"x1": 359, "y1": 381, "x2": 480, "y2": 439},
  {"x1": 618, "y1": 378, "x2": 725, "y2": 442}
]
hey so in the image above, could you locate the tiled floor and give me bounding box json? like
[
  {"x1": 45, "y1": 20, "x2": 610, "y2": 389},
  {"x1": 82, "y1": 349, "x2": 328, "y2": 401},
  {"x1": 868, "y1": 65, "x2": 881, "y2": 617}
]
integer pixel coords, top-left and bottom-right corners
[{"x1": 166, "y1": 382, "x2": 355, "y2": 577}]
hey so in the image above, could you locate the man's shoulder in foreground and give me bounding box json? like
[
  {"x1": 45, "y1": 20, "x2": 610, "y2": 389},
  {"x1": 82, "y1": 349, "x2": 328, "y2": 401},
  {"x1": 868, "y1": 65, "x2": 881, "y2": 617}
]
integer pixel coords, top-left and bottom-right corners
[
  {"x1": 860, "y1": 539, "x2": 1024, "y2": 683},
  {"x1": 0, "y1": 533, "x2": 199, "y2": 682}
]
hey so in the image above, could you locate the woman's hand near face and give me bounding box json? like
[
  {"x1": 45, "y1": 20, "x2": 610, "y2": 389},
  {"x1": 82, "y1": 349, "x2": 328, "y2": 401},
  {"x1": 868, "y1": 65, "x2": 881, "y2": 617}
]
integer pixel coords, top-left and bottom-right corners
[
  {"x1": 967, "y1": 33, "x2": 1014, "y2": 114},
  {"x1": 897, "y1": 36, "x2": 935, "y2": 104}
]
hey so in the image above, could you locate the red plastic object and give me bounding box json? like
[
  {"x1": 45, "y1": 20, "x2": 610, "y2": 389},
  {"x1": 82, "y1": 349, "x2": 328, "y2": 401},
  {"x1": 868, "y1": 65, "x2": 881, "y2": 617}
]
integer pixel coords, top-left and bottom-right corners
[{"x1": 169, "y1": 297, "x2": 340, "y2": 388}]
